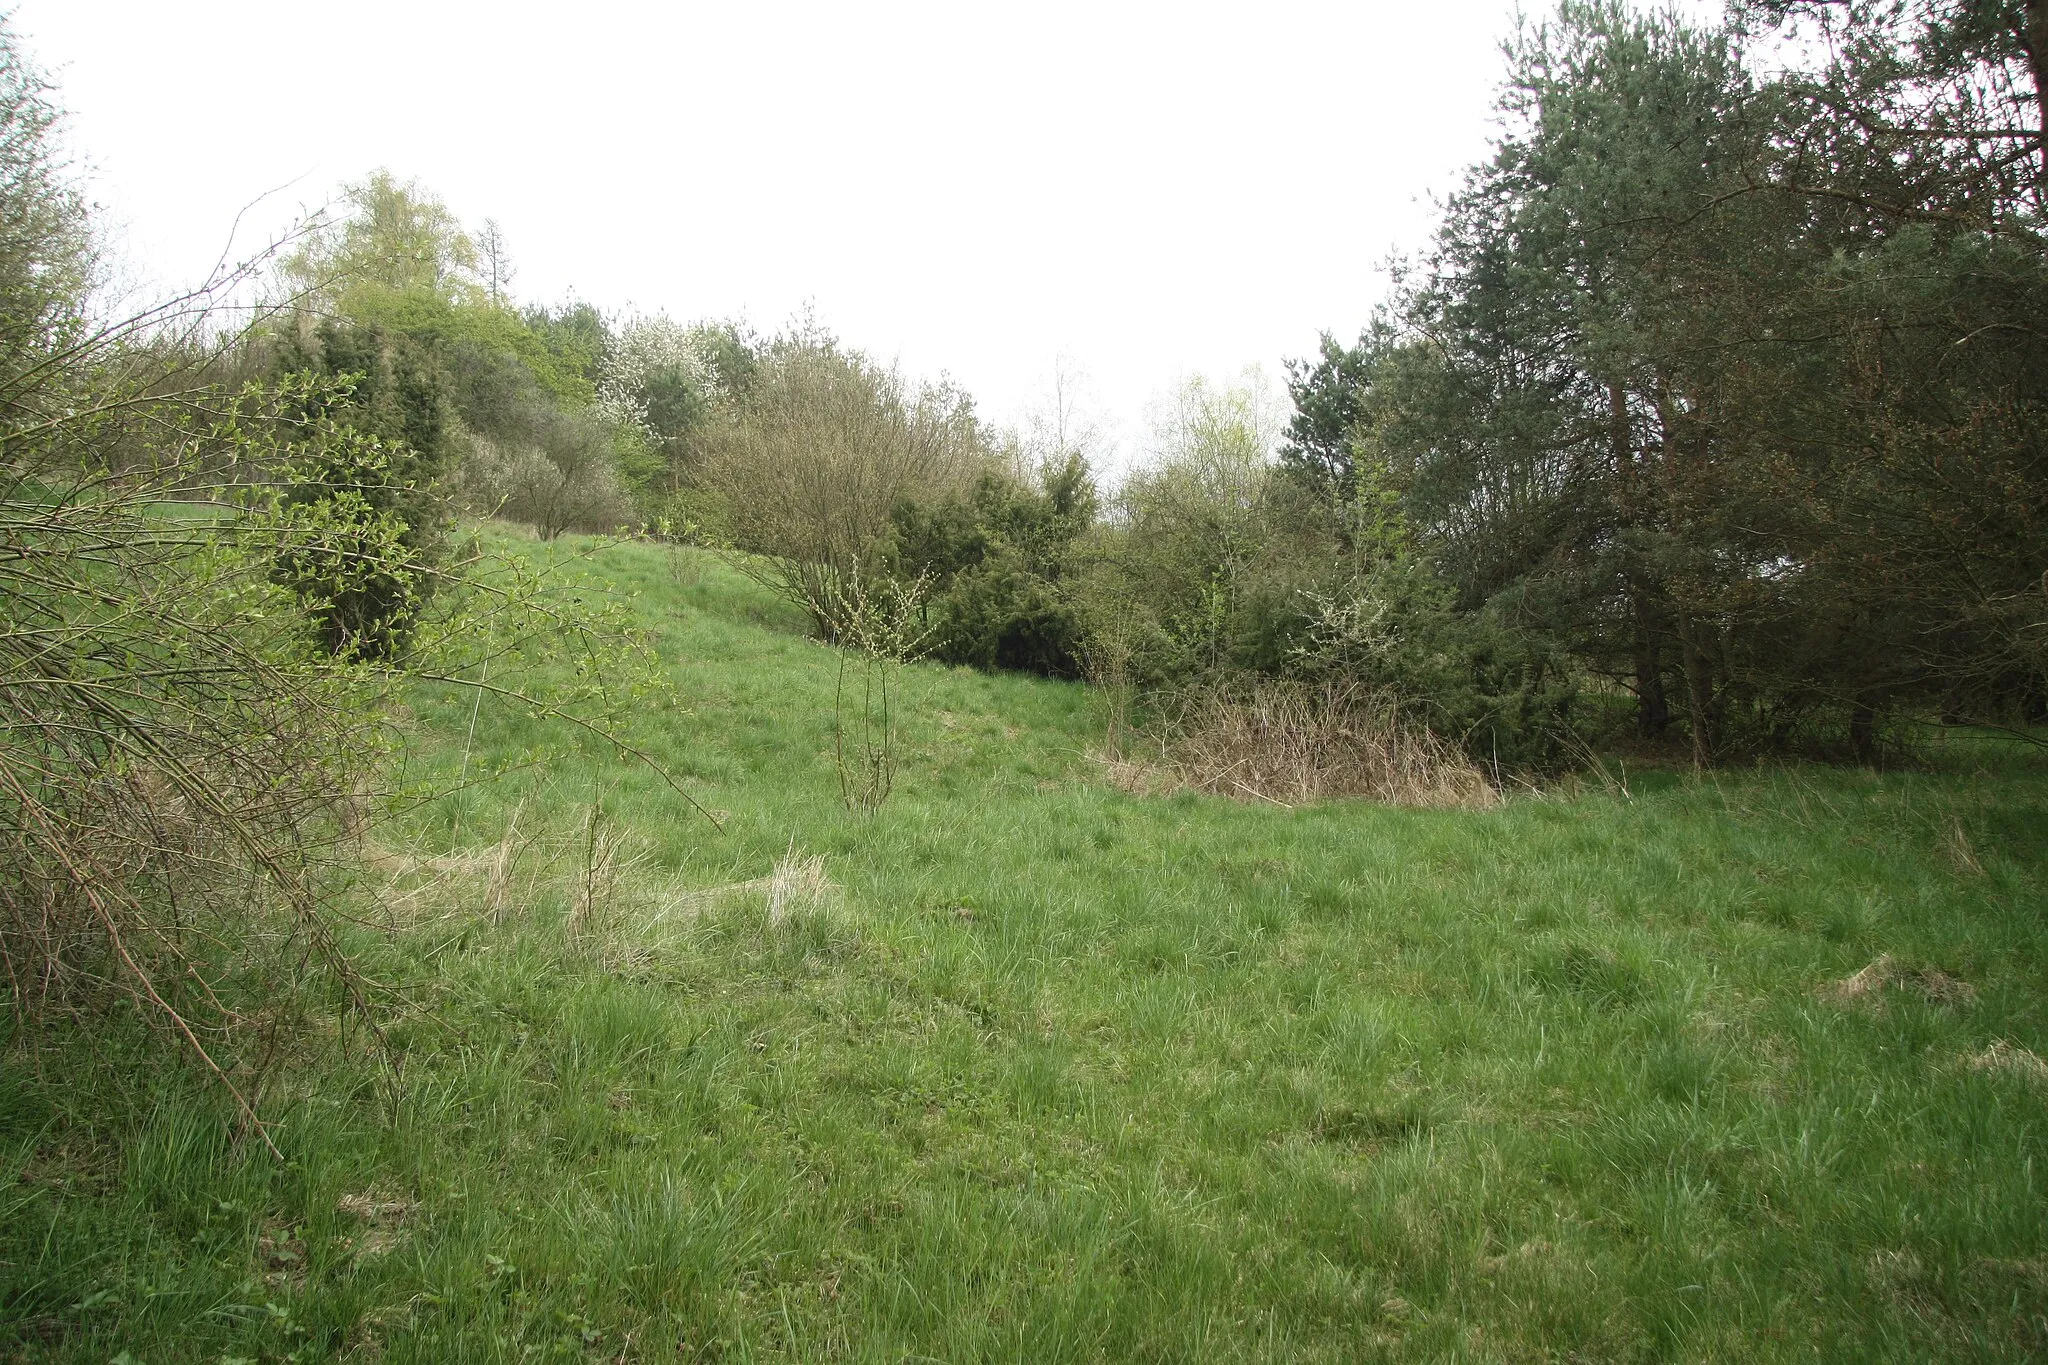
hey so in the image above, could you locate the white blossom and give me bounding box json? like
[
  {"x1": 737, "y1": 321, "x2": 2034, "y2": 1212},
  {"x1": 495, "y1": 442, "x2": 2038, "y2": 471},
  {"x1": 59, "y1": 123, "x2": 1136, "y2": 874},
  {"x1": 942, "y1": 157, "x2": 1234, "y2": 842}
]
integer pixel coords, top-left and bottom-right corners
[{"x1": 594, "y1": 314, "x2": 720, "y2": 440}]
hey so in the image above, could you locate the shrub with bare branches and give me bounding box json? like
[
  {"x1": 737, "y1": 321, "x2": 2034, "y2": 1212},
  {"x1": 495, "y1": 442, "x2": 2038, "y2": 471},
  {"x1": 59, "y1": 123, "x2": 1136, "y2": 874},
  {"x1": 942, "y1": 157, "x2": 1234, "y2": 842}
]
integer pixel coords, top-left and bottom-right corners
[
  {"x1": 1, "y1": 365, "x2": 399, "y2": 1147},
  {"x1": 810, "y1": 570, "x2": 933, "y2": 814},
  {"x1": 701, "y1": 327, "x2": 987, "y2": 639},
  {"x1": 451, "y1": 411, "x2": 636, "y2": 540}
]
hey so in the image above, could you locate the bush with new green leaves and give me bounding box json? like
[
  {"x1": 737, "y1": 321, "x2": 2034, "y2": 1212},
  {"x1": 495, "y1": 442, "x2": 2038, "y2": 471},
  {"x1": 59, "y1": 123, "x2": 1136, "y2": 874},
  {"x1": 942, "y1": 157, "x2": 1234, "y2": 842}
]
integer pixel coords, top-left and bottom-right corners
[{"x1": 270, "y1": 415, "x2": 429, "y2": 660}]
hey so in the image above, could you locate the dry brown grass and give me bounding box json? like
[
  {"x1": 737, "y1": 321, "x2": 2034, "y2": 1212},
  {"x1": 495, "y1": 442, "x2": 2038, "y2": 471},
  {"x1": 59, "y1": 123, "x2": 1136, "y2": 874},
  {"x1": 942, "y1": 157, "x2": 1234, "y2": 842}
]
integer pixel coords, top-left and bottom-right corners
[
  {"x1": 658, "y1": 847, "x2": 838, "y2": 929},
  {"x1": 366, "y1": 816, "x2": 539, "y2": 935},
  {"x1": 1971, "y1": 1039, "x2": 2048, "y2": 1088},
  {"x1": 1104, "y1": 679, "x2": 1498, "y2": 810},
  {"x1": 336, "y1": 1187, "x2": 415, "y2": 1260},
  {"x1": 1816, "y1": 953, "x2": 1978, "y2": 1009},
  {"x1": 1942, "y1": 815, "x2": 1985, "y2": 875},
  {"x1": 367, "y1": 820, "x2": 842, "y2": 981}
]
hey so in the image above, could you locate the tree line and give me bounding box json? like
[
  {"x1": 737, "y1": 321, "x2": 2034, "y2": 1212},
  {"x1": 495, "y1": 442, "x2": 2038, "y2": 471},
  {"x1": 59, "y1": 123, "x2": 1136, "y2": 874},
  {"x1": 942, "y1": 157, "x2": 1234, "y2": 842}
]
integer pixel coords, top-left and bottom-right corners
[
  {"x1": 871, "y1": 0, "x2": 2047, "y2": 768},
  {"x1": 1283, "y1": 0, "x2": 2048, "y2": 762},
  {"x1": 658, "y1": 0, "x2": 2047, "y2": 771},
  {"x1": 155, "y1": 1, "x2": 2048, "y2": 775}
]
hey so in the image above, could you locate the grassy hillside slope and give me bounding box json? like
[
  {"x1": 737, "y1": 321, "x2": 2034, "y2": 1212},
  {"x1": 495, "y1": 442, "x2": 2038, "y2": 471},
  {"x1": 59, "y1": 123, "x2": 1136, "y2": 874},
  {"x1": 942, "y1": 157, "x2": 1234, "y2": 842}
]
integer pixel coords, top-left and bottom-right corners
[{"x1": 4, "y1": 531, "x2": 2046, "y2": 1362}]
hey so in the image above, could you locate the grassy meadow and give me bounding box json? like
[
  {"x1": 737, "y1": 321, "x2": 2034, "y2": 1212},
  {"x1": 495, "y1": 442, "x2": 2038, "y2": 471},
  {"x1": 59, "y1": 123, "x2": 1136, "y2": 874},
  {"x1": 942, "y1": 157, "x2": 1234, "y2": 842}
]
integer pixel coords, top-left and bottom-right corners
[{"x1": 4, "y1": 530, "x2": 2046, "y2": 1362}]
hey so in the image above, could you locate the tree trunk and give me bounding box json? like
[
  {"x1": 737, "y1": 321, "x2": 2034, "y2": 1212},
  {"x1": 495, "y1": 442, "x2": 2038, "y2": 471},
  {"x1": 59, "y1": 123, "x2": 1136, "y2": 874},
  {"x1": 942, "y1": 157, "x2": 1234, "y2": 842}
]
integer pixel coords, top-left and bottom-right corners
[
  {"x1": 1680, "y1": 619, "x2": 1715, "y2": 767},
  {"x1": 1849, "y1": 695, "x2": 1879, "y2": 765},
  {"x1": 1632, "y1": 589, "x2": 1670, "y2": 738},
  {"x1": 1611, "y1": 378, "x2": 1672, "y2": 740},
  {"x1": 2023, "y1": 0, "x2": 2048, "y2": 190}
]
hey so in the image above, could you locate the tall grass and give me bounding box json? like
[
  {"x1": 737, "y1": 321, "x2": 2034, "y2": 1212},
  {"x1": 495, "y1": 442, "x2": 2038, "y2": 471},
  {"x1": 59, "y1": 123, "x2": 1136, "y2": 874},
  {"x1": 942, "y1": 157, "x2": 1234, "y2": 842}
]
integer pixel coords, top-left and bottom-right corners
[{"x1": 2, "y1": 532, "x2": 2043, "y2": 1362}]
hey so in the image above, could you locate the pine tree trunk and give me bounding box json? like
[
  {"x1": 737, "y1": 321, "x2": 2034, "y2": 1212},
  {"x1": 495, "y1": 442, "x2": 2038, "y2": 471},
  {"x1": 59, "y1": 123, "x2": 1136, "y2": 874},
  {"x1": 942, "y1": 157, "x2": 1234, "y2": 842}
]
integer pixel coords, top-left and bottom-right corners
[
  {"x1": 1632, "y1": 590, "x2": 1669, "y2": 739},
  {"x1": 1849, "y1": 695, "x2": 1878, "y2": 765},
  {"x1": 2024, "y1": 0, "x2": 2048, "y2": 187},
  {"x1": 1680, "y1": 621, "x2": 1714, "y2": 767}
]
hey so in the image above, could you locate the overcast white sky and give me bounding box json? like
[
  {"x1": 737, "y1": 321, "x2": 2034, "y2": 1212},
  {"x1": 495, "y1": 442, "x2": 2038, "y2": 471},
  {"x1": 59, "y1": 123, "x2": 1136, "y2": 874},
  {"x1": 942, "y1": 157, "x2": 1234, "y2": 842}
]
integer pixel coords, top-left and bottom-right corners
[{"x1": 20, "y1": 0, "x2": 1526, "y2": 468}]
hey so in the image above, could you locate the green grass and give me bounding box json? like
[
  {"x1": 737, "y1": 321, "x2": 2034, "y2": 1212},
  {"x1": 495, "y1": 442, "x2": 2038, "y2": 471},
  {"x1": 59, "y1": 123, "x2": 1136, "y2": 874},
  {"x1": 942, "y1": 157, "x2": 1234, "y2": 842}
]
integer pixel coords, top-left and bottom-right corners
[{"x1": 5, "y1": 530, "x2": 2046, "y2": 1362}]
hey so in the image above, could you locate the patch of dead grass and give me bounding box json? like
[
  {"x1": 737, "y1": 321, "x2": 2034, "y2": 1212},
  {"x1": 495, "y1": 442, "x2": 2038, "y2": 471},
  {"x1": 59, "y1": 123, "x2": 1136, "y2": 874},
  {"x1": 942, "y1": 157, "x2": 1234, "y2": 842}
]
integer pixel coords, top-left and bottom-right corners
[
  {"x1": 1971, "y1": 1039, "x2": 2048, "y2": 1089},
  {"x1": 1816, "y1": 954, "x2": 1977, "y2": 1009},
  {"x1": 1941, "y1": 816, "x2": 1984, "y2": 875},
  {"x1": 1102, "y1": 680, "x2": 1498, "y2": 810},
  {"x1": 337, "y1": 1187, "x2": 416, "y2": 1260},
  {"x1": 653, "y1": 847, "x2": 839, "y2": 930},
  {"x1": 365, "y1": 806, "x2": 537, "y2": 932}
]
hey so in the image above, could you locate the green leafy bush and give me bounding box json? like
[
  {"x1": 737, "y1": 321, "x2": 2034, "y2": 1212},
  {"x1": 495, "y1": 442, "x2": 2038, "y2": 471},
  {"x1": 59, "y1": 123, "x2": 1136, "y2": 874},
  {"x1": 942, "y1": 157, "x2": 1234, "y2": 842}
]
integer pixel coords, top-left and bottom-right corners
[{"x1": 887, "y1": 455, "x2": 1095, "y2": 677}]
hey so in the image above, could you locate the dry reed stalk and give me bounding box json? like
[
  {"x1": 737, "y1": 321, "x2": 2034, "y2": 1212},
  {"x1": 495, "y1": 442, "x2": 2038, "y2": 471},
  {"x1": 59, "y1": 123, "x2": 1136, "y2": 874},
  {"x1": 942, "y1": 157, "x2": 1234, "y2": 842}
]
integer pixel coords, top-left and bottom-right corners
[
  {"x1": 764, "y1": 849, "x2": 834, "y2": 926},
  {"x1": 1105, "y1": 679, "x2": 1498, "y2": 810},
  {"x1": 484, "y1": 800, "x2": 526, "y2": 923}
]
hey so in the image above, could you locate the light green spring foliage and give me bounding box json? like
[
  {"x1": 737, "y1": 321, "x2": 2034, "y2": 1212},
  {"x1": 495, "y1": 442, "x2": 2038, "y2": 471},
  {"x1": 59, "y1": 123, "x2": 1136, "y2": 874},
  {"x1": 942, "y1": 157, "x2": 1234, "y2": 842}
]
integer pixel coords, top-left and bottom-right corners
[
  {"x1": 3, "y1": 531, "x2": 2045, "y2": 1362},
  {"x1": 284, "y1": 170, "x2": 482, "y2": 310}
]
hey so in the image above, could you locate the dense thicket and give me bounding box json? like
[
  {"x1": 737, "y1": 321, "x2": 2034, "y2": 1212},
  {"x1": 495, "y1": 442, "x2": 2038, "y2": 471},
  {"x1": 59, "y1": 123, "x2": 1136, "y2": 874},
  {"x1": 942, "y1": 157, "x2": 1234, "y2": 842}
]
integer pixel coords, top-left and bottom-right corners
[
  {"x1": 887, "y1": 452, "x2": 1096, "y2": 676},
  {"x1": 0, "y1": 21, "x2": 399, "y2": 1112},
  {"x1": 1289, "y1": 0, "x2": 2048, "y2": 760}
]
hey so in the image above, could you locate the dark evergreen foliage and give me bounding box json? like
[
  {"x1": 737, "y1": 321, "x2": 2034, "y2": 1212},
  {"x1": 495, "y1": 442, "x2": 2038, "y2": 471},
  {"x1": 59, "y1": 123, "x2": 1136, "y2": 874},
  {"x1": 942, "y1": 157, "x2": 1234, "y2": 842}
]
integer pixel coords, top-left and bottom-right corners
[
  {"x1": 887, "y1": 454, "x2": 1096, "y2": 678},
  {"x1": 1282, "y1": 0, "x2": 2048, "y2": 760}
]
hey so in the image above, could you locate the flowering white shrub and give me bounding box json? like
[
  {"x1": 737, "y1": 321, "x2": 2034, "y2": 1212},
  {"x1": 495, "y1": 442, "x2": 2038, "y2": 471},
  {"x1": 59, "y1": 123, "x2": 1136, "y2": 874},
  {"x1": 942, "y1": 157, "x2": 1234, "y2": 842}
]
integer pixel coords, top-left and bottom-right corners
[{"x1": 594, "y1": 315, "x2": 721, "y2": 443}]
